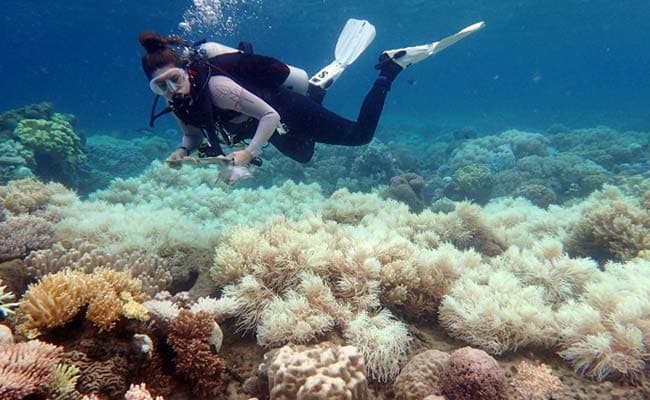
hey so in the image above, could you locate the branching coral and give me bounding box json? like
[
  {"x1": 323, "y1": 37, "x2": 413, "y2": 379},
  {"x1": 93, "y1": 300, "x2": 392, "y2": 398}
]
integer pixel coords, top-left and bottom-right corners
[
  {"x1": 125, "y1": 383, "x2": 164, "y2": 400},
  {"x1": 0, "y1": 279, "x2": 19, "y2": 317},
  {"x1": 167, "y1": 310, "x2": 228, "y2": 399},
  {"x1": 0, "y1": 340, "x2": 64, "y2": 399},
  {"x1": 18, "y1": 268, "x2": 146, "y2": 337}
]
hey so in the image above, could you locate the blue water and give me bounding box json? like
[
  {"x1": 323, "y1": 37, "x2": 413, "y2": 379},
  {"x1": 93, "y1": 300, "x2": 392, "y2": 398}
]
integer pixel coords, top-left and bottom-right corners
[{"x1": 2, "y1": 0, "x2": 650, "y2": 136}]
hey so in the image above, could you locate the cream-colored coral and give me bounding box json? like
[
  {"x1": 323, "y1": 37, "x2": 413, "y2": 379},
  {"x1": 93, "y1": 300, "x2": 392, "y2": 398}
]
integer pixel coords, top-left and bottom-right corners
[
  {"x1": 439, "y1": 267, "x2": 557, "y2": 355},
  {"x1": 49, "y1": 364, "x2": 81, "y2": 396},
  {"x1": 267, "y1": 342, "x2": 368, "y2": 400},
  {"x1": 343, "y1": 310, "x2": 412, "y2": 382},
  {"x1": 512, "y1": 362, "x2": 562, "y2": 400},
  {"x1": 393, "y1": 349, "x2": 450, "y2": 400},
  {"x1": 18, "y1": 269, "x2": 90, "y2": 338}
]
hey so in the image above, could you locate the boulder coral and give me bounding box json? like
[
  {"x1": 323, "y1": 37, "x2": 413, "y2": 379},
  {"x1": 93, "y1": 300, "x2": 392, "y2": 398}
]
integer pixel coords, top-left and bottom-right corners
[
  {"x1": 439, "y1": 347, "x2": 507, "y2": 400},
  {"x1": 13, "y1": 113, "x2": 86, "y2": 183}
]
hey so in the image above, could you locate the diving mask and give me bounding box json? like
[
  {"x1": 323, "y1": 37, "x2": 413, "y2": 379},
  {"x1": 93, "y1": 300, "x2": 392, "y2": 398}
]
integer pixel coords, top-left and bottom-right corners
[{"x1": 149, "y1": 68, "x2": 189, "y2": 96}]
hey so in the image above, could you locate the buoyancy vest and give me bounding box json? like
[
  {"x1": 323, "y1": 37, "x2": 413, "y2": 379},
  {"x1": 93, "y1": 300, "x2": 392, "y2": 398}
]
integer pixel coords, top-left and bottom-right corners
[{"x1": 168, "y1": 50, "x2": 293, "y2": 156}]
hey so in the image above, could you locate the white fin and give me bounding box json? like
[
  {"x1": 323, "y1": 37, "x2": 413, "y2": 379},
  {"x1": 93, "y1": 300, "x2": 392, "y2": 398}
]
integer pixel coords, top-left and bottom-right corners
[
  {"x1": 382, "y1": 21, "x2": 486, "y2": 69},
  {"x1": 309, "y1": 18, "x2": 377, "y2": 89}
]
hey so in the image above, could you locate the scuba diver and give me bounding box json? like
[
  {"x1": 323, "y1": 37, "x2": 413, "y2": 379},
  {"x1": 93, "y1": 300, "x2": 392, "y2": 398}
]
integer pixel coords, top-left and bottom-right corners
[{"x1": 140, "y1": 19, "x2": 485, "y2": 183}]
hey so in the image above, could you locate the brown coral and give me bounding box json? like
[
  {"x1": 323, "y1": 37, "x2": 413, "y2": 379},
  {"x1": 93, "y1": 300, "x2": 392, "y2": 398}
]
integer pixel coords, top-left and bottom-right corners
[
  {"x1": 0, "y1": 339, "x2": 64, "y2": 399},
  {"x1": 167, "y1": 310, "x2": 228, "y2": 399},
  {"x1": 439, "y1": 347, "x2": 507, "y2": 400},
  {"x1": 393, "y1": 349, "x2": 450, "y2": 400}
]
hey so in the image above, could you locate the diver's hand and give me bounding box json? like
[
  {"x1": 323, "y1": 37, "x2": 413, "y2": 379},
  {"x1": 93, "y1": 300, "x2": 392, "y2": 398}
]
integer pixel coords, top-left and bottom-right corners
[
  {"x1": 167, "y1": 147, "x2": 188, "y2": 162},
  {"x1": 227, "y1": 150, "x2": 253, "y2": 166},
  {"x1": 166, "y1": 147, "x2": 188, "y2": 169}
]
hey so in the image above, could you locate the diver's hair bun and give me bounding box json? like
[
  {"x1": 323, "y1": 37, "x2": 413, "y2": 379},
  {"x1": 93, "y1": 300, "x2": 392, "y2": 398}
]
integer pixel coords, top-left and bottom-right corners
[{"x1": 139, "y1": 31, "x2": 186, "y2": 53}]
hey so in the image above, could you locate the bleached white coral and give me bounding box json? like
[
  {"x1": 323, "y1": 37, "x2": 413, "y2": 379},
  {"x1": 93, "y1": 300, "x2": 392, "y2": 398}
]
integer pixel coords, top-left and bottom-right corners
[
  {"x1": 343, "y1": 309, "x2": 412, "y2": 382},
  {"x1": 142, "y1": 299, "x2": 180, "y2": 323},
  {"x1": 439, "y1": 268, "x2": 557, "y2": 355},
  {"x1": 555, "y1": 259, "x2": 650, "y2": 381}
]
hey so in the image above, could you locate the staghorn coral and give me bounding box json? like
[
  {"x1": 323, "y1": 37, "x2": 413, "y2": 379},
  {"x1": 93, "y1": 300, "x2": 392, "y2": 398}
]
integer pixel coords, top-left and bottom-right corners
[
  {"x1": 0, "y1": 339, "x2": 64, "y2": 399},
  {"x1": 18, "y1": 267, "x2": 146, "y2": 337},
  {"x1": 0, "y1": 279, "x2": 19, "y2": 317},
  {"x1": 439, "y1": 347, "x2": 507, "y2": 400},
  {"x1": 167, "y1": 310, "x2": 228, "y2": 399},
  {"x1": 511, "y1": 361, "x2": 562, "y2": 400},
  {"x1": 393, "y1": 349, "x2": 450, "y2": 400},
  {"x1": 266, "y1": 342, "x2": 368, "y2": 400},
  {"x1": 566, "y1": 185, "x2": 650, "y2": 263}
]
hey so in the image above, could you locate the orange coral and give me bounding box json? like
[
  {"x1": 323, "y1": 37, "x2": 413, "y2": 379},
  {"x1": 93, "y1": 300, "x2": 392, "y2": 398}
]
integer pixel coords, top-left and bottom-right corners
[
  {"x1": 18, "y1": 267, "x2": 146, "y2": 337},
  {"x1": 0, "y1": 340, "x2": 64, "y2": 399}
]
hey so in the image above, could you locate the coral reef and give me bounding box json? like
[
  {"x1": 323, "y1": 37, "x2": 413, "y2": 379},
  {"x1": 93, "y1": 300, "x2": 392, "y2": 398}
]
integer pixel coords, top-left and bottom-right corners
[{"x1": 266, "y1": 342, "x2": 368, "y2": 400}]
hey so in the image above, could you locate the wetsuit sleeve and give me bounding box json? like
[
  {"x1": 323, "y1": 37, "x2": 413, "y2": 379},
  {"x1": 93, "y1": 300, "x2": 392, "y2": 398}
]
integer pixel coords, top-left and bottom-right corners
[
  {"x1": 172, "y1": 114, "x2": 204, "y2": 151},
  {"x1": 208, "y1": 76, "x2": 280, "y2": 156}
]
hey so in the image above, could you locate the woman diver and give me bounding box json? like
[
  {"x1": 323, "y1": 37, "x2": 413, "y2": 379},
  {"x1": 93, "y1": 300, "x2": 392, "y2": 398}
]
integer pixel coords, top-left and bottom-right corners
[{"x1": 140, "y1": 20, "x2": 485, "y2": 178}]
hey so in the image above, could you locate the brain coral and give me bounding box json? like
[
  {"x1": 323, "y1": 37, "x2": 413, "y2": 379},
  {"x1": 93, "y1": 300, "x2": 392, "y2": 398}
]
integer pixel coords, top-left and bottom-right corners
[
  {"x1": 266, "y1": 342, "x2": 368, "y2": 400},
  {"x1": 393, "y1": 349, "x2": 450, "y2": 400}
]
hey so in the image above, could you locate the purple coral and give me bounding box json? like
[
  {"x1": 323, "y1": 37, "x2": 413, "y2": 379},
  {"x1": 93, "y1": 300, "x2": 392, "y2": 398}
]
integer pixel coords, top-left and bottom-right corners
[{"x1": 439, "y1": 347, "x2": 507, "y2": 400}]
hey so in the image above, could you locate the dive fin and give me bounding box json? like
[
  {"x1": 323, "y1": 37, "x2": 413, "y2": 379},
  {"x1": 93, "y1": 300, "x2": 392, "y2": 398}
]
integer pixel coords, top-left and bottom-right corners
[
  {"x1": 309, "y1": 18, "x2": 376, "y2": 89},
  {"x1": 381, "y1": 21, "x2": 486, "y2": 69}
]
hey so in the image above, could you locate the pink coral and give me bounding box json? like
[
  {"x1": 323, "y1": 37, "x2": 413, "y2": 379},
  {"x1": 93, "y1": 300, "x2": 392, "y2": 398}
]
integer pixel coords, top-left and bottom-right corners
[
  {"x1": 439, "y1": 347, "x2": 507, "y2": 400},
  {"x1": 125, "y1": 383, "x2": 164, "y2": 400},
  {"x1": 0, "y1": 340, "x2": 64, "y2": 399}
]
